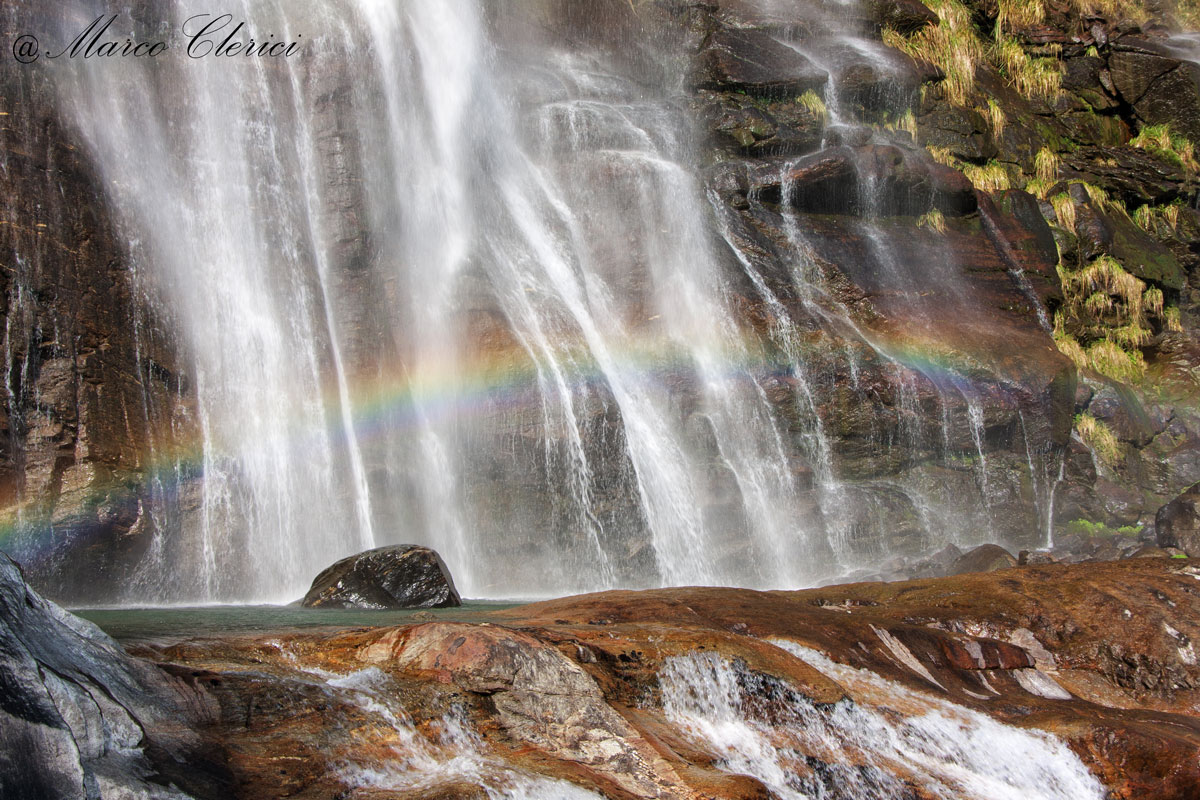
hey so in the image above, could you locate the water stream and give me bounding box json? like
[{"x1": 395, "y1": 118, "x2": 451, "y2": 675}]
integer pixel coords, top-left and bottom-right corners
[
  {"x1": 19, "y1": 0, "x2": 1064, "y2": 602},
  {"x1": 659, "y1": 643, "x2": 1106, "y2": 800}
]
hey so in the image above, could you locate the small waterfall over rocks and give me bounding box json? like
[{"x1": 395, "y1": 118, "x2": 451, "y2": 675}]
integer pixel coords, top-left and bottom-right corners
[
  {"x1": 292, "y1": 664, "x2": 606, "y2": 800},
  {"x1": 659, "y1": 643, "x2": 1106, "y2": 800},
  {"x1": 6, "y1": 0, "x2": 1077, "y2": 602}
]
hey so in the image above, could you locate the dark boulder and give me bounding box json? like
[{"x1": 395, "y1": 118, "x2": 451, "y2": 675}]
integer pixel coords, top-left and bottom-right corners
[
  {"x1": 0, "y1": 551, "x2": 217, "y2": 799},
  {"x1": 696, "y1": 29, "x2": 828, "y2": 99},
  {"x1": 1107, "y1": 43, "x2": 1200, "y2": 144},
  {"x1": 699, "y1": 90, "x2": 824, "y2": 156},
  {"x1": 751, "y1": 149, "x2": 858, "y2": 210},
  {"x1": 1062, "y1": 145, "x2": 1189, "y2": 208},
  {"x1": 750, "y1": 145, "x2": 976, "y2": 216},
  {"x1": 917, "y1": 99, "x2": 997, "y2": 163},
  {"x1": 832, "y1": 50, "x2": 925, "y2": 120},
  {"x1": 302, "y1": 545, "x2": 462, "y2": 609},
  {"x1": 949, "y1": 543, "x2": 1018, "y2": 575},
  {"x1": 907, "y1": 543, "x2": 964, "y2": 578},
  {"x1": 1108, "y1": 50, "x2": 1180, "y2": 106},
  {"x1": 1156, "y1": 483, "x2": 1200, "y2": 556}
]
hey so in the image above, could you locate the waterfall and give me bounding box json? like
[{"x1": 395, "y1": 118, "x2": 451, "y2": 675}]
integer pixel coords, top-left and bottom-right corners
[
  {"x1": 264, "y1": 660, "x2": 603, "y2": 799},
  {"x1": 51, "y1": 1, "x2": 378, "y2": 602},
  {"x1": 28, "y1": 0, "x2": 1064, "y2": 602},
  {"x1": 659, "y1": 645, "x2": 1106, "y2": 800},
  {"x1": 41, "y1": 0, "x2": 834, "y2": 601}
]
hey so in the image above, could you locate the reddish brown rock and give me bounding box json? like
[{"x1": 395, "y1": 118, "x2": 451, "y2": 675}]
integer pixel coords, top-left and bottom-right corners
[{"x1": 102, "y1": 560, "x2": 1200, "y2": 800}]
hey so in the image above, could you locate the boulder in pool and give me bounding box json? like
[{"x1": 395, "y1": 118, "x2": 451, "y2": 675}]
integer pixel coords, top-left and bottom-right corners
[{"x1": 302, "y1": 545, "x2": 461, "y2": 609}]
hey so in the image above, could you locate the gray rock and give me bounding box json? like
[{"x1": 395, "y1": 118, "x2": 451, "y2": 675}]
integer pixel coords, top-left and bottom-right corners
[
  {"x1": 1156, "y1": 483, "x2": 1200, "y2": 556},
  {"x1": 696, "y1": 29, "x2": 828, "y2": 98},
  {"x1": 950, "y1": 544, "x2": 1018, "y2": 575},
  {"x1": 302, "y1": 545, "x2": 462, "y2": 609},
  {"x1": 0, "y1": 551, "x2": 214, "y2": 800}
]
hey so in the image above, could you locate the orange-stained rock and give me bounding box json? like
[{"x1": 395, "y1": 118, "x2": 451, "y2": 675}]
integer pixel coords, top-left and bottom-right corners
[{"x1": 121, "y1": 560, "x2": 1200, "y2": 800}]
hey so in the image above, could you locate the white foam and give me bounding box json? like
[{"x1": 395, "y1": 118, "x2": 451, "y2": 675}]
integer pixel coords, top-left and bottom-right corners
[{"x1": 659, "y1": 642, "x2": 1106, "y2": 800}]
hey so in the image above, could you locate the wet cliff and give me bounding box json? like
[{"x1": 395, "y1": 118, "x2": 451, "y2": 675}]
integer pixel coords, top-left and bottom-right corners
[{"x1": 1, "y1": 0, "x2": 1199, "y2": 602}]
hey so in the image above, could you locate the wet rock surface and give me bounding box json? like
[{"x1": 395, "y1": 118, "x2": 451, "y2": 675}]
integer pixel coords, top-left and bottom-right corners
[
  {"x1": 0, "y1": 552, "x2": 223, "y2": 800},
  {"x1": 697, "y1": 28, "x2": 829, "y2": 98},
  {"x1": 1157, "y1": 482, "x2": 1200, "y2": 555},
  {"x1": 0, "y1": 1, "x2": 197, "y2": 604},
  {"x1": 301, "y1": 545, "x2": 462, "y2": 609},
  {"x1": 100, "y1": 559, "x2": 1200, "y2": 799},
  {"x1": 2, "y1": 0, "x2": 1200, "y2": 610}
]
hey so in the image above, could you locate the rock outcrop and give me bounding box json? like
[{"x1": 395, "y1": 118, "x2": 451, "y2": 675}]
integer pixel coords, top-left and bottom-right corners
[
  {"x1": 301, "y1": 545, "x2": 461, "y2": 609},
  {"x1": 949, "y1": 542, "x2": 1019, "y2": 574},
  {"x1": 1157, "y1": 482, "x2": 1200, "y2": 555},
  {"x1": 0, "y1": 551, "x2": 223, "y2": 799},
  {"x1": 123, "y1": 559, "x2": 1200, "y2": 799}
]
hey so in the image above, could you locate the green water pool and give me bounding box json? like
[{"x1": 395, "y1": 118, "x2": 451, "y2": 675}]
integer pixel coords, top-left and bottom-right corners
[{"x1": 75, "y1": 601, "x2": 524, "y2": 643}]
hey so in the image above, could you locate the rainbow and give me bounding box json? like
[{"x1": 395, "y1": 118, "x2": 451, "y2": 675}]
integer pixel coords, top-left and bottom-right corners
[{"x1": 0, "y1": 313, "x2": 1052, "y2": 581}]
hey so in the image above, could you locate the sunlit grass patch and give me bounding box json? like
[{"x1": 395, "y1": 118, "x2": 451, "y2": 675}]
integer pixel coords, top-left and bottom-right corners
[
  {"x1": 962, "y1": 160, "x2": 1011, "y2": 191},
  {"x1": 1074, "y1": 412, "x2": 1122, "y2": 466},
  {"x1": 917, "y1": 208, "x2": 947, "y2": 232}
]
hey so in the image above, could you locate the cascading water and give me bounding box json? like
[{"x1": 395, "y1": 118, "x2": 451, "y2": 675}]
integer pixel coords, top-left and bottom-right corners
[
  {"x1": 659, "y1": 644, "x2": 1106, "y2": 800},
  {"x1": 28, "y1": 0, "x2": 1065, "y2": 602},
  {"x1": 708, "y1": 0, "x2": 1070, "y2": 562},
  {"x1": 261, "y1": 657, "x2": 604, "y2": 799},
  {"x1": 51, "y1": 2, "x2": 378, "y2": 602},
  {"x1": 42, "y1": 0, "x2": 841, "y2": 601}
]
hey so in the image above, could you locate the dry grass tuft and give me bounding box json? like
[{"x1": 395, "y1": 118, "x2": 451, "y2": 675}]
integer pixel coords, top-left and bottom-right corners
[
  {"x1": 1051, "y1": 192, "x2": 1076, "y2": 233},
  {"x1": 917, "y1": 208, "x2": 947, "y2": 232},
  {"x1": 962, "y1": 160, "x2": 1011, "y2": 191},
  {"x1": 884, "y1": 0, "x2": 984, "y2": 107},
  {"x1": 1075, "y1": 412, "x2": 1123, "y2": 466},
  {"x1": 797, "y1": 89, "x2": 827, "y2": 118}
]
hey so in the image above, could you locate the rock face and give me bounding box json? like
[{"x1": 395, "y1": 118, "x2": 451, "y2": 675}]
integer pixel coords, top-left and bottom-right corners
[
  {"x1": 4, "y1": 0, "x2": 1200, "y2": 601},
  {"x1": 0, "y1": 551, "x2": 221, "y2": 800},
  {"x1": 124, "y1": 559, "x2": 1200, "y2": 799},
  {"x1": 1157, "y1": 483, "x2": 1200, "y2": 555},
  {"x1": 301, "y1": 545, "x2": 461, "y2": 609},
  {"x1": 950, "y1": 543, "x2": 1018, "y2": 574},
  {"x1": 697, "y1": 29, "x2": 829, "y2": 98},
  {"x1": 0, "y1": 1, "x2": 198, "y2": 604}
]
